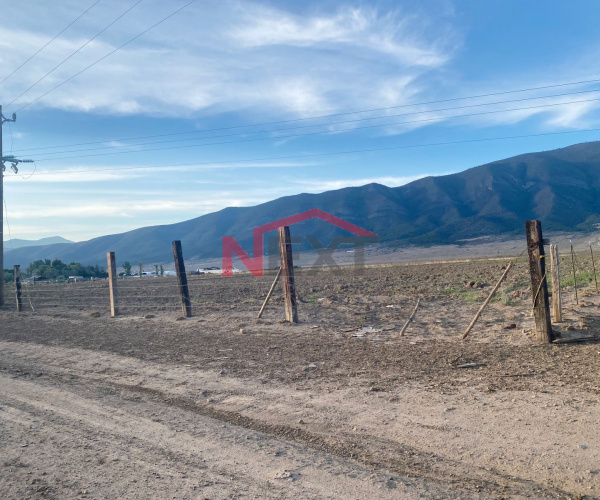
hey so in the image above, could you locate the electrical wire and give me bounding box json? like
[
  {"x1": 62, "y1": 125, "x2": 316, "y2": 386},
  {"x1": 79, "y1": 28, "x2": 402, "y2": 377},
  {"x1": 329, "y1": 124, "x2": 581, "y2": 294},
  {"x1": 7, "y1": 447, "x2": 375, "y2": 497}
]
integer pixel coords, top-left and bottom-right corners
[
  {"x1": 3, "y1": 199, "x2": 14, "y2": 251},
  {"x1": 11, "y1": 0, "x2": 199, "y2": 113},
  {"x1": 7, "y1": 122, "x2": 14, "y2": 152},
  {"x1": 18, "y1": 160, "x2": 37, "y2": 180},
  {"x1": 6, "y1": 0, "x2": 144, "y2": 108},
  {"x1": 25, "y1": 96, "x2": 600, "y2": 163},
  {"x1": 0, "y1": 0, "x2": 102, "y2": 87},
  {"x1": 13, "y1": 125, "x2": 600, "y2": 178},
  {"x1": 14, "y1": 88, "x2": 600, "y2": 157},
  {"x1": 11, "y1": 77, "x2": 600, "y2": 154}
]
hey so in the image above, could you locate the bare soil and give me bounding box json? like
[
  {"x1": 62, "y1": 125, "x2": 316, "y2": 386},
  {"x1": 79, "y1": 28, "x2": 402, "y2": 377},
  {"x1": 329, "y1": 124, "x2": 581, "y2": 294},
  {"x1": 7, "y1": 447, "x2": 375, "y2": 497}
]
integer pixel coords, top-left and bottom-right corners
[{"x1": 1, "y1": 257, "x2": 599, "y2": 499}]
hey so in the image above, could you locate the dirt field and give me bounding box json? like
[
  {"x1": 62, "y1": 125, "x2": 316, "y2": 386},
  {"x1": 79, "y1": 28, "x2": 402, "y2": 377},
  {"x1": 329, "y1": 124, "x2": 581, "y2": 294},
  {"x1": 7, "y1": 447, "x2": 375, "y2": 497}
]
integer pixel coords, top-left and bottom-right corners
[{"x1": 1, "y1": 257, "x2": 599, "y2": 499}]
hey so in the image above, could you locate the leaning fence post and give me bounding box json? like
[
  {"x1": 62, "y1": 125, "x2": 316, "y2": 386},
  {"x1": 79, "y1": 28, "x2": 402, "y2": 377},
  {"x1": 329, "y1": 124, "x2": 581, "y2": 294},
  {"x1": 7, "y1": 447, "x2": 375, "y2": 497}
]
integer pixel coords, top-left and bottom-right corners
[
  {"x1": 278, "y1": 226, "x2": 298, "y2": 323},
  {"x1": 107, "y1": 252, "x2": 118, "y2": 317},
  {"x1": 400, "y1": 297, "x2": 420, "y2": 337},
  {"x1": 14, "y1": 265, "x2": 22, "y2": 312},
  {"x1": 590, "y1": 242, "x2": 598, "y2": 292},
  {"x1": 462, "y1": 263, "x2": 512, "y2": 339},
  {"x1": 172, "y1": 240, "x2": 192, "y2": 317},
  {"x1": 549, "y1": 244, "x2": 562, "y2": 323},
  {"x1": 525, "y1": 220, "x2": 554, "y2": 343},
  {"x1": 257, "y1": 267, "x2": 282, "y2": 319}
]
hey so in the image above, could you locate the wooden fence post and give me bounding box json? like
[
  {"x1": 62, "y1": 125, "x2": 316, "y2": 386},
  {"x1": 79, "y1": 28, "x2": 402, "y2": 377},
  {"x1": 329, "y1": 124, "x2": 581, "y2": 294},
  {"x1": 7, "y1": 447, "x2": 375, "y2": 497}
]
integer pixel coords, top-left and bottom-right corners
[
  {"x1": 14, "y1": 265, "x2": 22, "y2": 312},
  {"x1": 549, "y1": 244, "x2": 562, "y2": 323},
  {"x1": 278, "y1": 226, "x2": 298, "y2": 323},
  {"x1": 107, "y1": 252, "x2": 118, "y2": 317},
  {"x1": 525, "y1": 220, "x2": 554, "y2": 343},
  {"x1": 172, "y1": 240, "x2": 192, "y2": 317}
]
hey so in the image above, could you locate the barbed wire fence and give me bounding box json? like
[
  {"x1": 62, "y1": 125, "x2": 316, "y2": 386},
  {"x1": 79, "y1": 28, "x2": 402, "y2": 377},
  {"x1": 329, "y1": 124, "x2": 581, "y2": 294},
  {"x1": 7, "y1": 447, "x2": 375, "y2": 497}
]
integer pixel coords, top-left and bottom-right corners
[
  {"x1": 2, "y1": 227, "x2": 600, "y2": 343},
  {"x1": 3, "y1": 266, "x2": 411, "y2": 314}
]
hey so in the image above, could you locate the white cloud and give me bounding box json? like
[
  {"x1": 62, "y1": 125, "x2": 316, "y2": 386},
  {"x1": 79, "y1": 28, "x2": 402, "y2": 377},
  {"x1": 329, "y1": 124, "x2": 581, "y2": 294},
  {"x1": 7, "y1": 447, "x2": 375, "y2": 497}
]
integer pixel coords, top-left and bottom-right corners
[
  {"x1": 3, "y1": 159, "x2": 318, "y2": 186},
  {"x1": 407, "y1": 91, "x2": 600, "y2": 131},
  {"x1": 6, "y1": 199, "x2": 232, "y2": 219},
  {"x1": 37, "y1": 174, "x2": 429, "y2": 217},
  {"x1": 545, "y1": 101, "x2": 600, "y2": 128},
  {"x1": 3, "y1": 169, "x2": 430, "y2": 240},
  {"x1": 292, "y1": 175, "x2": 431, "y2": 192},
  {"x1": 231, "y1": 6, "x2": 450, "y2": 67},
  {"x1": 4, "y1": 169, "x2": 141, "y2": 183},
  {"x1": 0, "y1": 1, "x2": 457, "y2": 120},
  {"x1": 4, "y1": 129, "x2": 25, "y2": 141}
]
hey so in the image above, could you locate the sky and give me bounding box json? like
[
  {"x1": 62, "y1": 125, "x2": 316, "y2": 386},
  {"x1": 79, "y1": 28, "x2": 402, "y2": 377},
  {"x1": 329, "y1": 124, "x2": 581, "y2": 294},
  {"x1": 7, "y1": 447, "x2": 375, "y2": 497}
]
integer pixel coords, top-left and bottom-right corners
[{"x1": 1, "y1": 0, "x2": 600, "y2": 243}]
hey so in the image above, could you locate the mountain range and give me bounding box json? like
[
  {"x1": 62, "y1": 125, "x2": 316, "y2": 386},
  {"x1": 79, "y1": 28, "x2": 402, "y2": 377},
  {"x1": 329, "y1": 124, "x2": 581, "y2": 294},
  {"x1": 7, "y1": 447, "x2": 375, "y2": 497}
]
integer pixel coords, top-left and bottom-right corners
[
  {"x1": 5, "y1": 141, "x2": 600, "y2": 269},
  {"x1": 3, "y1": 236, "x2": 73, "y2": 251}
]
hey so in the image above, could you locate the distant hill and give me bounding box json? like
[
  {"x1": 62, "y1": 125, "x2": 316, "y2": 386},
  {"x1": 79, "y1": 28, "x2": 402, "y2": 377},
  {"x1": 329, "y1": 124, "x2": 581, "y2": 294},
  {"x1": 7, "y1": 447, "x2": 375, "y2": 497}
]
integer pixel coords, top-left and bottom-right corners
[
  {"x1": 4, "y1": 236, "x2": 73, "y2": 251},
  {"x1": 5, "y1": 141, "x2": 600, "y2": 268}
]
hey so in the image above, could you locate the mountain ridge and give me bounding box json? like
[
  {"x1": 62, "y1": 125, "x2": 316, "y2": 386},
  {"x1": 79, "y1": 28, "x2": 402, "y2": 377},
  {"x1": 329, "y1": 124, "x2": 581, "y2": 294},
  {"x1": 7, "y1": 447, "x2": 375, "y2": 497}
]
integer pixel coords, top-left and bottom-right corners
[
  {"x1": 5, "y1": 141, "x2": 600, "y2": 268},
  {"x1": 4, "y1": 236, "x2": 73, "y2": 251}
]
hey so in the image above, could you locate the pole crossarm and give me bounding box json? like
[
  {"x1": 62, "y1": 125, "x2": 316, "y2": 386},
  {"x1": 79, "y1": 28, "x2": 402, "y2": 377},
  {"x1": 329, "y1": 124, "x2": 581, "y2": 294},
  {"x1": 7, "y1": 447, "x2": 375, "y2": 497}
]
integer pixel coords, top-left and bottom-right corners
[
  {"x1": 1, "y1": 109, "x2": 16, "y2": 125},
  {"x1": 1, "y1": 156, "x2": 33, "y2": 173}
]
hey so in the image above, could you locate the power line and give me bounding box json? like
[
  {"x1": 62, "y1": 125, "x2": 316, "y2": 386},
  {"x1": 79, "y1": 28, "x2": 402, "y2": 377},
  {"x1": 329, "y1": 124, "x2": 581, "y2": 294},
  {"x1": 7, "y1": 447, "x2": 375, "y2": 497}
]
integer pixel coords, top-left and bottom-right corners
[
  {"x1": 16, "y1": 126, "x2": 600, "y2": 177},
  {"x1": 3, "y1": 198, "x2": 14, "y2": 252},
  {"x1": 6, "y1": 0, "x2": 143, "y2": 108},
  {"x1": 10, "y1": 0, "x2": 199, "y2": 114},
  {"x1": 18, "y1": 160, "x2": 37, "y2": 180},
  {"x1": 0, "y1": 0, "x2": 101, "y2": 87},
  {"x1": 27, "y1": 96, "x2": 600, "y2": 162},
  {"x1": 10, "y1": 77, "x2": 600, "y2": 154},
  {"x1": 15, "y1": 87, "x2": 600, "y2": 157}
]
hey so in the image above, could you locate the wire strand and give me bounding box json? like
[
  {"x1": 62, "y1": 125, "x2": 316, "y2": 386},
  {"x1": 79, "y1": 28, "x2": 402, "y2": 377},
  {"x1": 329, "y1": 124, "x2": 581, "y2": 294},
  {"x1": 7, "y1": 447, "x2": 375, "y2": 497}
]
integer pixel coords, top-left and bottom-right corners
[
  {"x1": 11, "y1": 80, "x2": 600, "y2": 154},
  {"x1": 15, "y1": 126, "x2": 600, "y2": 178},
  {"x1": 7, "y1": 122, "x2": 14, "y2": 153},
  {"x1": 0, "y1": 0, "x2": 101, "y2": 87},
  {"x1": 18, "y1": 160, "x2": 37, "y2": 180},
  {"x1": 3, "y1": 199, "x2": 14, "y2": 252},
  {"x1": 26, "y1": 96, "x2": 600, "y2": 163},
  {"x1": 13, "y1": 77, "x2": 600, "y2": 153},
  {"x1": 11, "y1": 0, "x2": 198, "y2": 113},
  {"x1": 15, "y1": 88, "x2": 600, "y2": 158},
  {"x1": 6, "y1": 0, "x2": 144, "y2": 108}
]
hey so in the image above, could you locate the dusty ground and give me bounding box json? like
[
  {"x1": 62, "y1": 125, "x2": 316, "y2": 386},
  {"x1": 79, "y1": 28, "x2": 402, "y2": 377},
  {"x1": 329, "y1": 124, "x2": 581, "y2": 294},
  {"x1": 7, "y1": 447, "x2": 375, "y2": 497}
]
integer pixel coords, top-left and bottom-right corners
[{"x1": 1, "y1": 256, "x2": 600, "y2": 499}]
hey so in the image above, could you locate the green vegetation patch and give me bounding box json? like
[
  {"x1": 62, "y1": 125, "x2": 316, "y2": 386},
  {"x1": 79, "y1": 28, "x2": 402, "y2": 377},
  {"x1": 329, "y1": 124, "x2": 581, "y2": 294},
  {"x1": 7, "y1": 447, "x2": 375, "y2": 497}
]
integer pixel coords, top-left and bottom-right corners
[{"x1": 560, "y1": 270, "x2": 598, "y2": 288}]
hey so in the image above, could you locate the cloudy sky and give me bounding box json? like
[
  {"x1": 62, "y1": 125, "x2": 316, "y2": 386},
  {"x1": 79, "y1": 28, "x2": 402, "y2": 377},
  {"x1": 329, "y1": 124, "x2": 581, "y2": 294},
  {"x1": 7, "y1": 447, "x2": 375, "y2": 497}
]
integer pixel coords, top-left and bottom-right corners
[{"x1": 2, "y1": 0, "x2": 600, "y2": 242}]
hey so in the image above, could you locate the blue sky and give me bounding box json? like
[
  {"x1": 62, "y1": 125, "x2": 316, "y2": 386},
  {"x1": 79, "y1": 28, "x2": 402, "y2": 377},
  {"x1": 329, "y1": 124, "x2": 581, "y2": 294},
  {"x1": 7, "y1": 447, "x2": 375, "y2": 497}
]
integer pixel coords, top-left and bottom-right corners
[{"x1": 2, "y1": 0, "x2": 600, "y2": 242}]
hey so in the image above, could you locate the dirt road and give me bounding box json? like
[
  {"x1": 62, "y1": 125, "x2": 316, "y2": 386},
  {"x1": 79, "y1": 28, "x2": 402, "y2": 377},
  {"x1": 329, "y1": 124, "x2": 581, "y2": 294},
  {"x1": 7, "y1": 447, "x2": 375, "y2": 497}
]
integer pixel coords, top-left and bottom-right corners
[
  {"x1": 2, "y1": 341, "x2": 442, "y2": 499},
  {"x1": 1, "y1": 260, "x2": 599, "y2": 499}
]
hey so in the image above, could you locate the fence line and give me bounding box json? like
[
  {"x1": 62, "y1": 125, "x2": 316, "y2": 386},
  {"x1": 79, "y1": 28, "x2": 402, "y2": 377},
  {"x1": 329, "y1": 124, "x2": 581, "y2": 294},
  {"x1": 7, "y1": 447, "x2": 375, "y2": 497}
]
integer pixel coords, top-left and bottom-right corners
[{"x1": 3, "y1": 233, "x2": 600, "y2": 342}]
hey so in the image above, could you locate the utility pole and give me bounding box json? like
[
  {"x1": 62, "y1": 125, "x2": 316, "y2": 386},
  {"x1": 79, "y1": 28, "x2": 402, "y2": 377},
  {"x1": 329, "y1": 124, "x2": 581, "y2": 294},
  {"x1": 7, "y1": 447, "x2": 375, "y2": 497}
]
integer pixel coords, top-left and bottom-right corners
[{"x1": 1, "y1": 105, "x2": 31, "y2": 307}]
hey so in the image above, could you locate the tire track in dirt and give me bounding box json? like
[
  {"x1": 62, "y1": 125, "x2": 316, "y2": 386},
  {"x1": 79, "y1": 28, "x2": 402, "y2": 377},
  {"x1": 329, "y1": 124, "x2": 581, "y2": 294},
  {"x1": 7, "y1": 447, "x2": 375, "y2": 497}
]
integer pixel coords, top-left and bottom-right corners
[
  {"x1": 1, "y1": 342, "x2": 586, "y2": 499},
  {"x1": 108, "y1": 380, "x2": 572, "y2": 499},
  {"x1": 0, "y1": 372, "x2": 450, "y2": 499}
]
